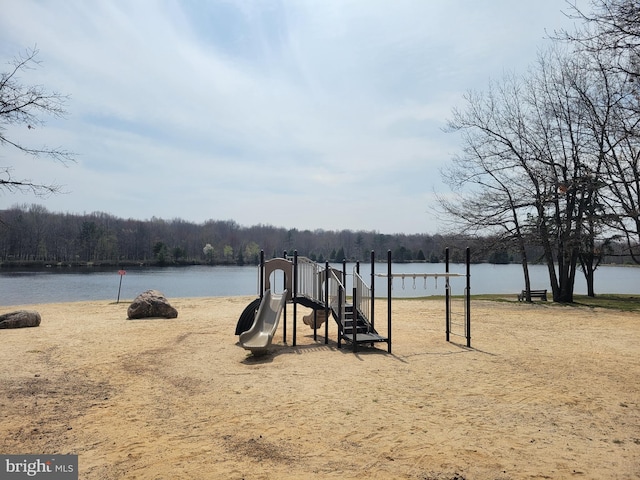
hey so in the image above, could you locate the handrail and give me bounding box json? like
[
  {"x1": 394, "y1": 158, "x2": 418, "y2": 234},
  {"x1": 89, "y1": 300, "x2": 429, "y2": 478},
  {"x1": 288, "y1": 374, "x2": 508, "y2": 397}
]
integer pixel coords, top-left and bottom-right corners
[
  {"x1": 353, "y1": 269, "x2": 370, "y2": 324},
  {"x1": 296, "y1": 256, "x2": 323, "y2": 302},
  {"x1": 329, "y1": 267, "x2": 346, "y2": 348},
  {"x1": 327, "y1": 267, "x2": 346, "y2": 326},
  {"x1": 325, "y1": 262, "x2": 347, "y2": 348}
]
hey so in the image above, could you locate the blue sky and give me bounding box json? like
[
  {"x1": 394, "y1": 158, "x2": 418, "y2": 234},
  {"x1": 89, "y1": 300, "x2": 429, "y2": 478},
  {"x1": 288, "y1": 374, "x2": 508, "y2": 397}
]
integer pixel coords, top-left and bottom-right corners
[{"x1": 0, "y1": 0, "x2": 579, "y2": 234}]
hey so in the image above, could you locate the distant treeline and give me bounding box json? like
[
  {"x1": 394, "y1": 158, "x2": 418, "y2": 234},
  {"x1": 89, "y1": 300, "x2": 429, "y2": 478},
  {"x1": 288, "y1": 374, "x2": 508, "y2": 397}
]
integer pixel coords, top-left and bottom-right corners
[{"x1": 0, "y1": 204, "x2": 634, "y2": 267}]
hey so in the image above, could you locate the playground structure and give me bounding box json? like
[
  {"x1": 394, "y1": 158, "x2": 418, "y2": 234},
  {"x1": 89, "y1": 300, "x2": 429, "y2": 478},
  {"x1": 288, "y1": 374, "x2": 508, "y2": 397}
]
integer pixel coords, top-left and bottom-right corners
[{"x1": 236, "y1": 248, "x2": 471, "y2": 354}]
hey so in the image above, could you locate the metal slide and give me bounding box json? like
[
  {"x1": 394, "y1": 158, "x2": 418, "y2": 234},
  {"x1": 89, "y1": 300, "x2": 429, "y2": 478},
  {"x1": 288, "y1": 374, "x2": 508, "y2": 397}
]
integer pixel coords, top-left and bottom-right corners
[{"x1": 239, "y1": 289, "x2": 288, "y2": 353}]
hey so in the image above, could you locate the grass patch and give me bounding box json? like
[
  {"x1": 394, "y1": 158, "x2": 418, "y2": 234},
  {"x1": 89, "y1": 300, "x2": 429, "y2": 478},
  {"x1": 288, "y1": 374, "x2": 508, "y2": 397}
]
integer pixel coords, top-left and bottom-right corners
[
  {"x1": 571, "y1": 294, "x2": 640, "y2": 312},
  {"x1": 471, "y1": 293, "x2": 640, "y2": 312},
  {"x1": 377, "y1": 294, "x2": 640, "y2": 311}
]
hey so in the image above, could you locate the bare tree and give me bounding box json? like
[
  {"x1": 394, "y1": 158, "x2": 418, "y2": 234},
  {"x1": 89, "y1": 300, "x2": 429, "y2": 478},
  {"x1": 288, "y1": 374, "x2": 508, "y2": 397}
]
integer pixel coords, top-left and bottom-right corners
[
  {"x1": 440, "y1": 75, "x2": 540, "y2": 299},
  {"x1": 0, "y1": 47, "x2": 74, "y2": 195},
  {"x1": 440, "y1": 1, "x2": 640, "y2": 300},
  {"x1": 441, "y1": 46, "x2": 612, "y2": 302},
  {"x1": 560, "y1": 0, "x2": 640, "y2": 78},
  {"x1": 599, "y1": 98, "x2": 640, "y2": 262},
  {"x1": 558, "y1": 1, "x2": 640, "y2": 263}
]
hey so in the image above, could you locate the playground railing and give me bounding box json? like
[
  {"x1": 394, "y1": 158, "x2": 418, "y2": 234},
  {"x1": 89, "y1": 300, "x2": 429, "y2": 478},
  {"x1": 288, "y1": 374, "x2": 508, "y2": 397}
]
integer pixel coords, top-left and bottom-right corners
[
  {"x1": 327, "y1": 268, "x2": 346, "y2": 325},
  {"x1": 296, "y1": 256, "x2": 323, "y2": 302},
  {"x1": 353, "y1": 269, "x2": 370, "y2": 324}
]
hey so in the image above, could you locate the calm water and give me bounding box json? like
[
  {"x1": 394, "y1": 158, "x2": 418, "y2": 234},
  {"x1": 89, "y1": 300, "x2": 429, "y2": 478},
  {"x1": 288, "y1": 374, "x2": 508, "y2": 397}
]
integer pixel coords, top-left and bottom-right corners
[{"x1": 1, "y1": 263, "x2": 639, "y2": 306}]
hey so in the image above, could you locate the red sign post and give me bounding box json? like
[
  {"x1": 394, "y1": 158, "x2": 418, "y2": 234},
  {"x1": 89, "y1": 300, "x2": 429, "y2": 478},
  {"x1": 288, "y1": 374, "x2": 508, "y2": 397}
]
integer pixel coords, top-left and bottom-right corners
[{"x1": 117, "y1": 270, "x2": 126, "y2": 303}]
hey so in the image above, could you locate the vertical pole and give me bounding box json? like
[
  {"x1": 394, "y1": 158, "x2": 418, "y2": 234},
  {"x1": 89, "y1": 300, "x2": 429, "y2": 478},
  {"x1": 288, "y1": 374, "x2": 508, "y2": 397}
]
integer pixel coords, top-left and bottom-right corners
[
  {"x1": 355, "y1": 260, "x2": 360, "y2": 352},
  {"x1": 466, "y1": 247, "x2": 471, "y2": 348},
  {"x1": 342, "y1": 258, "x2": 347, "y2": 348},
  {"x1": 324, "y1": 261, "x2": 330, "y2": 345},
  {"x1": 117, "y1": 274, "x2": 123, "y2": 304},
  {"x1": 352, "y1": 284, "x2": 358, "y2": 353},
  {"x1": 283, "y1": 250, "x2": 287, "y2": 344},
  {"x1": 313, "y1": 311, "x2": 318, "y2": 342},
  {"x1": 342, "y1": 258, "x2": 347, "y2": 291},
  {"x1": 355, "y1": 262, "x2": 360, "y2": 331},
  {"x1": 370, "y1": 250, "x2": 375, "y2": 331},
  {"x1": 445, "y1": 247, "x2": 450, "y2": 343},
  {"x1": 293, "y1": 251, "x2": 298, "y2": 347},
  {"x1": 338, "y1": 284, "x2": 343, "y2": 349},
  {"x1": 259, "y1": 250, "x2": 265, "y2": 300},
  {"x1": 387, "y1": 250, "x2": 392, "y2": 354}
]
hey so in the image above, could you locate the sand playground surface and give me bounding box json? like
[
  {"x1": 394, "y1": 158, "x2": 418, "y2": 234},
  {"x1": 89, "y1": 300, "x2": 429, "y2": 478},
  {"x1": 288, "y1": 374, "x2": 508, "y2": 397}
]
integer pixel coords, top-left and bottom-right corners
[{"x1": 1, "y1": 296, "x2": 639, "y2": 479}]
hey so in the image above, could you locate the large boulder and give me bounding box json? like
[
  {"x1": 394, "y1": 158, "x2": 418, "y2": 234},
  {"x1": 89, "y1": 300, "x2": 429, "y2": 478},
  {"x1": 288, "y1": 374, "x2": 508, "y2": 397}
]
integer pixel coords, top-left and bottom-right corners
[
  {"x1": 127, "y1": 290, "x2": 178, "y2": 319},
  {"x1": 0, "y1": 310, "x2": 41, "y2": 329}
]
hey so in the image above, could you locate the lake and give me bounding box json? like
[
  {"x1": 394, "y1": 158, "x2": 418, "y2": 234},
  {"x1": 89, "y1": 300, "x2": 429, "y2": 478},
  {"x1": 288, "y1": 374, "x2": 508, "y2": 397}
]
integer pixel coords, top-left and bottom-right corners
[{"x1": 1, "y1": 263, "x2": 639, "y2": 306}]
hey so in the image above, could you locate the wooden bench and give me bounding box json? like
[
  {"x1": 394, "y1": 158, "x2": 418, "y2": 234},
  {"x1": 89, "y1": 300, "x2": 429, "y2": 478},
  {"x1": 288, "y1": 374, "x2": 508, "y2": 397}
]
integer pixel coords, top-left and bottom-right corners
[{"x1": 518, "y1": 289, "x2": 548, "y2": 302}]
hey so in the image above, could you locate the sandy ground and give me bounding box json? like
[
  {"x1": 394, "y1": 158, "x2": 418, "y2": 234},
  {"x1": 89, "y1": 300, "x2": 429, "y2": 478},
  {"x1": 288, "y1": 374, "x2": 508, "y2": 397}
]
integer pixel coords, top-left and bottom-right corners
[{"x1": 1, "y1": 296, "x2": 639, "y2": 480}]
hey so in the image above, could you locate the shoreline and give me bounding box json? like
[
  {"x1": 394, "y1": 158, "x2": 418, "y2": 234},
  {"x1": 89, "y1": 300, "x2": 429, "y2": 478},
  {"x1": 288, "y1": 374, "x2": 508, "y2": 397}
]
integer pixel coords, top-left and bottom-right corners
[{"x1": 1, "y1": 297, "x2": 639, "y2": 479}]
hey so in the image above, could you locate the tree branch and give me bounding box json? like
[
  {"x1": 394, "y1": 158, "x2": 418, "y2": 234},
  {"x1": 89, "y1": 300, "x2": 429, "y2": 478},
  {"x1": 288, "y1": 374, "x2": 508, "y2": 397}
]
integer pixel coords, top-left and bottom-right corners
[{"x1": 0, "y1": 46, "x2": 75, "y2": 196}]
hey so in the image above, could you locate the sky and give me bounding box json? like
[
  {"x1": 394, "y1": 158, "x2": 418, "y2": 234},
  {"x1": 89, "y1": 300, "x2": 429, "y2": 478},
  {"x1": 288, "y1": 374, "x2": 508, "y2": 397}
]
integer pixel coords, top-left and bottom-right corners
[{"x1": 0, "y1": 0, "x2": 580, "y2": 234}]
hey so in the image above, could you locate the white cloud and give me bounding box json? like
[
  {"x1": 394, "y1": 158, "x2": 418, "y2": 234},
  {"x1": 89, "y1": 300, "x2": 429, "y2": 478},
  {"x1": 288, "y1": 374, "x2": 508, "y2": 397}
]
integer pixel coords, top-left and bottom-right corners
[{"x1": 0, "y1": 0, "x2": 579, "y2": 233}]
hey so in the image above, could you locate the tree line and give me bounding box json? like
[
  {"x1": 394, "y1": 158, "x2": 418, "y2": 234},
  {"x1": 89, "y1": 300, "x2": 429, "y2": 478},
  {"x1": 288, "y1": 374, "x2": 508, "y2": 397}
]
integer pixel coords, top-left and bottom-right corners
[
  {"x1": 0, "y1": 203, "x2": 474, "y2": 267},
  {"x1": 0, "y1": 203, "x2": 635, "y2": 271},
  {"x1": 439, "y1": 0, "x2": 640, "y2": 302}
]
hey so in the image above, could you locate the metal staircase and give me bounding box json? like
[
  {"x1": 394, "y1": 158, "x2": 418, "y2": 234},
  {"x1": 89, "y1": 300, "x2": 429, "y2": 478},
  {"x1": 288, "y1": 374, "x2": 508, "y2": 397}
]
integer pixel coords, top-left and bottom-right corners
[
  {"x1": 337, "y1": 302, "x2": 387, "y2": 350},
  {"x1": 325, "y1": 266, "x2": 389, "y2": 352}
]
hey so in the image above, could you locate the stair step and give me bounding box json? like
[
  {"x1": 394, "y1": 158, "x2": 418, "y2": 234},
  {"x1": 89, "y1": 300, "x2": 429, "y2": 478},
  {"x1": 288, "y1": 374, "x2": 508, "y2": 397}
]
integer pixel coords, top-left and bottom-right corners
[
  {"x1": 343, "y1": 320, "x2": 367, "y2": 327},
  {"x1": 332, "y1": 304, "x2": 378, "y2": 337},
  {"x1": 343, "y1": 326, "x2": 369, "y2": 333}
]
